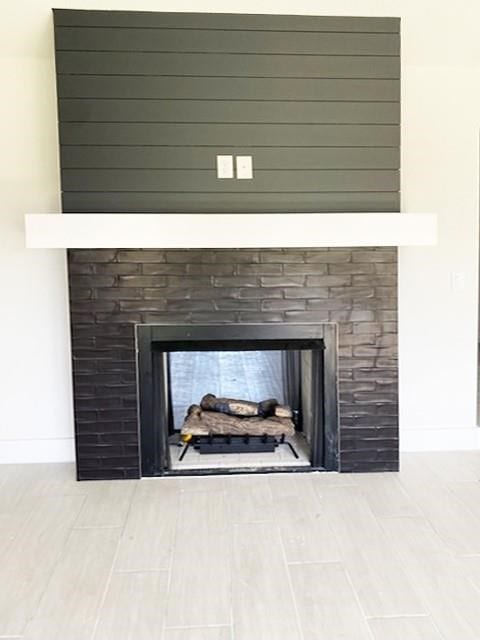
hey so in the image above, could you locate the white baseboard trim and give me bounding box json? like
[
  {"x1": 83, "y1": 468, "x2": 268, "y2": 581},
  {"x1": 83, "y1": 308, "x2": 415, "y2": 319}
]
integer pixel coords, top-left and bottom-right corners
[
  {"x1": 0, "y1": 438, "x2": 75, "y2": 463},
  {"x1": 400, "y1": 427, "x2": 480, "y2": 452}
]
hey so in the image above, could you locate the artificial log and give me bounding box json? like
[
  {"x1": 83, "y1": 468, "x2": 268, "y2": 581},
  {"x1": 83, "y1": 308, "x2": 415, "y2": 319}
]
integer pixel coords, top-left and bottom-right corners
[
  {"x1": 181, "y1": 405, "x2": 295, "y2": 437},
  {"x1": 200, "y1": 393, "x2": 293, "y2": 418},
  {"x1": 274, "y1": 405, "x2": 294, "y2": 419}
]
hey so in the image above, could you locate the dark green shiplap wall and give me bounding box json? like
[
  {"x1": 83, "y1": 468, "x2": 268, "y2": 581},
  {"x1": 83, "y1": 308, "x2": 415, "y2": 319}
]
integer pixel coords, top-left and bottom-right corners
[{"x1": 53, "y1": 10, "x2": 400, "y2": 213}]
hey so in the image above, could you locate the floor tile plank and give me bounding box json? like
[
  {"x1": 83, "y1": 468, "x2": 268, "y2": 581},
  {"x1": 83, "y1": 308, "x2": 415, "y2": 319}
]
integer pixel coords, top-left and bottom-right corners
[
  {"x1": 420, "y1": 452, "x2": 480, "y2": 484},
  {"x1": 269, "y1": 474, "x2": 341, "y2": 563},
  {"x1": 446, "y1": 481, "x2": 480, "y2": 524},
  {"x1": 310, "y1": 470, "x2": 357, "y2": 488},
  {"x1": 23, "y1": 527, "x2": 120, "y2": 640},
  {"x1": 94, "y1": 571, "x2": 169, "y2": 640},
  {"x1": 354, "y1": 472, "x2": 420, "y2": 517},
  {"x1": 0, "y1": 495, "x2": 85, "y2": 637},
  {"x1": 115, "y1": 479, "x2": 180, "y2": 571},
  {"x1": 166, "y1": 490, "x2": 231, "y2": 628},
  {"x1": 457, "y1": 554, "x2": 480, "y2": 601},
  {"x1": 225, "y1": 475, "x2": 275, "y2": 524},
  {"x1": 290, "y1": 562, "x2": 372, "y2": 640},
  {"x1": 176, "y1": 476, "x2": 227, "y2": 492},
  {"x1": 398, "y1": 476, "x2": 480, "y2": 556},
  {"x1": 321, "y1": 486, "x2": 425, "y2": 617},
  {"x1": 368, "y1": 616, "x2": 444, "y2": 639},
  {"x1": 2, "y1": 454, "x2": 480, "y2": 639},
  {"x1": 27, "y1": 463, "x2": 90, "y2": 497},
  {"x1": 232, "y1": 521, "x2": 302, "y2": 640},
  {"x1": 74, "y1": 481, "x2": 136, "y2": 528},
  {"x1": 379, "y1": 516, "x2": 480, "y2": 639}
]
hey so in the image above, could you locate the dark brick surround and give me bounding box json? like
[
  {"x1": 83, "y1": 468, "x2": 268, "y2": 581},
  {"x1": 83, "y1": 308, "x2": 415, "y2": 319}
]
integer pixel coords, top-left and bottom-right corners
[{"x1": 68, "y1": 247, "x2": 398, "y2": 479}]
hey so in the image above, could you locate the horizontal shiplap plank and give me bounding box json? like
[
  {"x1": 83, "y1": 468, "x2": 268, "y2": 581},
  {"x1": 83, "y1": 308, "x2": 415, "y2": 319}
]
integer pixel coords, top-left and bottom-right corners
[
  {"x1": 61, "y1": 168, "x2": 399, "y2": 192},
  {"x1": 62, "y1": 191, "x2": 400, "y2": 213},
  {"x1": 60, "y1": 123, "x2": 399, "y2": 146},
  {"x1": 53, "y1": 10, "x2": 400, "y2": 34},
  {"x1": 55, "y1": 28, "x2": 400, "y2": 56},
  {"x1": 60, "y1": 146, "x2": 400, "y2": 170},
  {"x1": 56, "y1": 51, "x2": 399, "y2": 79},
  {"x1": 57, "y1": 76, "x2": 400, "y2": 101},
  {"x1": 59, "y1": 99, "x2": 400, "y2": 125}
]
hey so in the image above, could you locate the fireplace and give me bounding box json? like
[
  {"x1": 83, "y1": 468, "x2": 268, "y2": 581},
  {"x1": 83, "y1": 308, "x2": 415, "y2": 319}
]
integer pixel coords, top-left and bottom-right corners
[
  {"x1": 68, "y1": 246, "x2": 399, "y2": 479},
  {"x1": 137, "y1": 323, "x2": 338, "y2": 475},
  {"x1": 43, "y1": 8, "x2": 407, "y2": 479}
]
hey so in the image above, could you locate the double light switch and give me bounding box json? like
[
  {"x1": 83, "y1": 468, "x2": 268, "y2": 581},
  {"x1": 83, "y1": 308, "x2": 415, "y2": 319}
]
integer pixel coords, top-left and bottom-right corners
[{"x1": 216, "y1": 155, "x2": 253, "y2": 179}]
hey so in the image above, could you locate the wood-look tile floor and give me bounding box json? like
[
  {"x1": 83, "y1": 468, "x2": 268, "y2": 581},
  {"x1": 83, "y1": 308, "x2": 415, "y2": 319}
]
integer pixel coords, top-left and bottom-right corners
[{"x1": 2, "y1": 453, "x2": 480, "y2": 638}]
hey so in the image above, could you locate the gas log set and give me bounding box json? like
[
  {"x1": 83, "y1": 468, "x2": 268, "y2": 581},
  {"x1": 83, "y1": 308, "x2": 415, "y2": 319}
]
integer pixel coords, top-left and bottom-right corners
[{"x1": 178, "y1": 394, "x2": 299, "y2": 459}]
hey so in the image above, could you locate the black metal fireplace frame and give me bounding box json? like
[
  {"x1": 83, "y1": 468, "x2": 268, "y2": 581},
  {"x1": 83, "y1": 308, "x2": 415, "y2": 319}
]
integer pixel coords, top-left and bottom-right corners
[{"x1": 136, "y1": 323, "x2": 338, "y2": 476}]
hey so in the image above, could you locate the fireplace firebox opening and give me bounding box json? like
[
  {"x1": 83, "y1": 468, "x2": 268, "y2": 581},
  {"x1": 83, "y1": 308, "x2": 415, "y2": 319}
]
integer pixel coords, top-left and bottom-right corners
[{"x1": 137, "y1": 324, "x2": 338, "y2": 476}]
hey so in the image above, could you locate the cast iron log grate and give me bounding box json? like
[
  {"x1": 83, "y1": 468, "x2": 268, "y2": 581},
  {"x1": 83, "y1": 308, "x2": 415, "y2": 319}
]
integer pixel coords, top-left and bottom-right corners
[{"x1": 179, "y1": 433, "x2": 299, "y2": 460}]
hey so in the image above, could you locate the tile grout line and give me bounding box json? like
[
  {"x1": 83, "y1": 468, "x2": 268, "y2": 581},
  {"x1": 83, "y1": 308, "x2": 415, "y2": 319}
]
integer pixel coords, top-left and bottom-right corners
[
  {"x1": 88, "y1": 481, "x2": 138, "y2": 640},
  {"x1": 73, "y1": 524, "x2": 125, "y2": 530},
  {"x1": 286, "y1": 559, "x2": 346, "y2": 566},
  {"x1": 366, "y1": 614, "x2": 448, "y2": 640},
  {"x1": 114, "y1": 568, "x2": 171, "y2": 574},
  {"x1": 365, "y1": 613, "x2": 431, "y2": 620},
  {"x1": 164, "y1": 624, "x2": 233, "y2": 630}
]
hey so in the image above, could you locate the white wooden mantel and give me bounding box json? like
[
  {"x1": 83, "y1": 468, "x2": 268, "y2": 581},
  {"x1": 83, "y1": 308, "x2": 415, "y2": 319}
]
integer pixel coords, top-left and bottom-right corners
[{"x1": 25, "y1": 213, "x2": 437, "y2": 249}]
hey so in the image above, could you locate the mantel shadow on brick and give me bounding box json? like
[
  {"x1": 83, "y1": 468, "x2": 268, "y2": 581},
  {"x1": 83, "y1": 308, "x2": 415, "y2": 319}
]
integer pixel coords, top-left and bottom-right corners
[{"x1": 68, "y1": 247, "x2": 398, "y2": 480}]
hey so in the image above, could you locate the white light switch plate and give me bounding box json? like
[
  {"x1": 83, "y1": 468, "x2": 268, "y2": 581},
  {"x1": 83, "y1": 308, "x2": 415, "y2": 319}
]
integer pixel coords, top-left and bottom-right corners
[
  {"x1": 236, "y1": 155, "x2": 253, "y2": 179},
  {"x1": 216, "y1": 155, "x2": 234, "y2": 179}
]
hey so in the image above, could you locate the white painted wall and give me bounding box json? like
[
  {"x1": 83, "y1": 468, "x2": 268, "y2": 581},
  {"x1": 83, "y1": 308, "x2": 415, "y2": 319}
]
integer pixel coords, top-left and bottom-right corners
[
  {"x1": 1, "y1": 0, "x2": 479, "y2": 462},
  {"x1": 0, "y1": 6, "x2": 75, "y2": 462}
]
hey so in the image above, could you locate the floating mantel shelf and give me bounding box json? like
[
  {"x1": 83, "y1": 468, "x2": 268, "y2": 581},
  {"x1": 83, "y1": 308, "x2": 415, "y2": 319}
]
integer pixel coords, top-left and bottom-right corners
[{"x1": 25, "y1": 213, "x2": 437, "y2": 249}]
